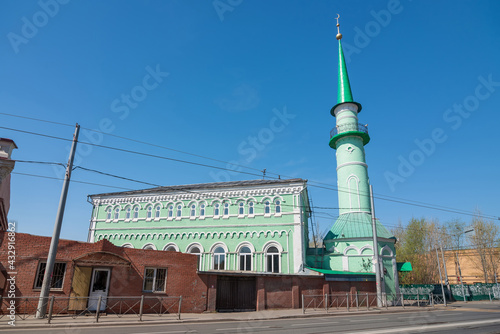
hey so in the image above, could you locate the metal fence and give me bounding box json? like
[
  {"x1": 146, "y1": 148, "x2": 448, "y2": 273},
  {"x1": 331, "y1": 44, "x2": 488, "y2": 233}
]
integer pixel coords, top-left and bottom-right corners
[
  {"x1": 0, "y1": 295, "x2": 182, "y2": 323},
  {"x1": 301, "y1": 292, "x2": 448, "y2": 314}
]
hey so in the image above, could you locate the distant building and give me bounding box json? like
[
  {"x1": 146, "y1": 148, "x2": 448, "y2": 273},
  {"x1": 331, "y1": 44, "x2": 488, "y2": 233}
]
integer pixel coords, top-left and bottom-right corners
[
  {"x1": 88, "y1": 178, "x2": 312, "y2": 275},
  {"x1": 0, "y1": 138, "x2": 17, "y2": 231}
]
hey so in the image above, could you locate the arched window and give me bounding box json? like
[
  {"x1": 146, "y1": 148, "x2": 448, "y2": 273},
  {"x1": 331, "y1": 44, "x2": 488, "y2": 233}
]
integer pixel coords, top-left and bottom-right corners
[
  {"x1": 275, "y1": 200, "x2": 281, "y2": 214},
  {"x1": 146, "y1": 206, "x2": 152, "y2": 219},
  {"x1": 189, "y1": 246, "x2": 201, "y2": 269},
  {"x1": 264, "y1": 201, "x2": 270, "y2": 214},
  {"x1": 214, "y1": 203, "x2": 220, "y2": 216},
  {"x1": 168, "y1": 205, "x2": 173, "y2": 218},
  {"x1": 133, "y1": 206, "x2": 139, "y2": 219},
  {"x1": 125, "y1": 207, "x2": 131, "y2": 219},
  {"x1": 165, "y1": 245, "x2": 177, "y2": 251},
  {"x1": 248, "y1": 202, "x2": 254, "y2": 215},
  {"x1": 223, "y1": 202, "x2": 229, "y2": 216},
  {"x1": 239, "y1": 202, "x2": 244, "y2": 215},
  {"x1": 176, "y1": 205, "x2": 182, "y2": 217},
  {"x1": 190, "y1": 204, "x2": 196, "y2": 217},
  {"x1": 239, "y1": 246, "x2": 252, "y2": 271},
  {"x1": 155, "y1": 205, "x2": 161, "y2": 218},
  {"x1": 106, "y1": 208, "x2": 112, "y2": 220},
  {"x1": 143, "y1": 244, "x2": 156, "y2": 250},
  {"x1": 114, "y1": 207, "x2": 120, "y2": 220},
  {"x1": 213, "y1": 247, "x2": 225, "y2": 270},
  {"x1": 200, "y1": 204, "x2": 205, "y2": 217},
  {"x1": 266, "y1": 246, "x2": 280, "y2": 273}
]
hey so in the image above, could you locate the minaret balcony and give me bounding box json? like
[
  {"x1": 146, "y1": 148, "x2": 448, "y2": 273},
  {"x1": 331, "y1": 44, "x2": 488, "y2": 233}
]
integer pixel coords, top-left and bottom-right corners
[{"x1": 329, "y1": 123, "x2": 370, "y2": 149}]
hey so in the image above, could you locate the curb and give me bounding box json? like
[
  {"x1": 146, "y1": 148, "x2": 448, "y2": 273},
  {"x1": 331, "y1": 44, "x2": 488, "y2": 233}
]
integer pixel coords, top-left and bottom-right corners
[{"x1": 0, "y1": 307, "x2": 446, "y2": 330}]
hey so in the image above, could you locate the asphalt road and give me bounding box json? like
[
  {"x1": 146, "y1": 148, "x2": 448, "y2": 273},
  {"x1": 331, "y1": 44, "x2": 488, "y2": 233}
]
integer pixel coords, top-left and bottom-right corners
[{"x1": 5, "y1": 304, "x2": 500, "y2": 334}]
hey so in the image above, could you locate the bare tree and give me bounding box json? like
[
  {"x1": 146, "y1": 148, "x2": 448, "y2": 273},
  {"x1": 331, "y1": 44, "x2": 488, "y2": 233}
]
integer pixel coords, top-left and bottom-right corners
[{"x1": 468, "y1": 213, "x2": 500, "y2": 283}]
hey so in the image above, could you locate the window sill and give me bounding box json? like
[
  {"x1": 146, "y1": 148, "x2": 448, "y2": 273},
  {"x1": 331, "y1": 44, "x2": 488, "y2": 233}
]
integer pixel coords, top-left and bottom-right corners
[
  {"x1": 132, "y1": 218, "x2": 138, "y2": 222},
  {"x1": 190, "y1": 217, "x2": 196, "y2": 220},
  {"x1": 154, "y1": 218, "x2": 160, "y2": 221},
  {"x1": 264, "y1": 214, "x2": 271, "y2": 218},
  {"x1": 199, "y1": 217, "x2": 205, "y2": 220},
  {"x1": 275, "y1": 213, "x2": 282, "y2": 217}
]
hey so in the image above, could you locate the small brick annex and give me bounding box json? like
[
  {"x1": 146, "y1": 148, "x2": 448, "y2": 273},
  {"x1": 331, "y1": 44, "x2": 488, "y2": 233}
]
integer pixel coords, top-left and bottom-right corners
[{"x1": 0, "y1": 232, "x2": 375, "y2": 314}]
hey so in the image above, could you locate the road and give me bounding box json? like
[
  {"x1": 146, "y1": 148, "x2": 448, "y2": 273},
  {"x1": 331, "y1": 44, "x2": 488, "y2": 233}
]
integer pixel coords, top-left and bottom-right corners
[{"x1": 5, "y1": 303, "x2": 500, "y2": 333}]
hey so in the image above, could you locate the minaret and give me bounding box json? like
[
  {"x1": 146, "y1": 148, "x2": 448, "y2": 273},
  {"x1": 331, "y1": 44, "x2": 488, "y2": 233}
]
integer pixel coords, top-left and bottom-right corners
[
  {"x1": 329, "y1": 17, "x2": 371, "y2": 218},
  {"x1": 319, "y1": 17, "x2": 398, "y2": 299}
]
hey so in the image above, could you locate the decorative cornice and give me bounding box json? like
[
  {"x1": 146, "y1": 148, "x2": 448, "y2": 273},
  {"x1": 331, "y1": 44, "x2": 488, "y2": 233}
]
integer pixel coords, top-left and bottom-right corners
[{"x1": 92, "y1": 185, "x2": 305, "y2": 206}]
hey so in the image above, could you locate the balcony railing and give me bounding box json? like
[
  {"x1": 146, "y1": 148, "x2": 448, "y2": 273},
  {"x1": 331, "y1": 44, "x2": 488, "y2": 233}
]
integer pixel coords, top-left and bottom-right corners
[{"x1": 330, "y1": 123, "x2": 369, "y2": 139}]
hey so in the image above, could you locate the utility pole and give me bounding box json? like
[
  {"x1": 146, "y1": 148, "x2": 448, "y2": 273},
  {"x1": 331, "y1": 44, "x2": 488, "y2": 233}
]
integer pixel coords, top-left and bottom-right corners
[
  {"x1": 36, "y1": 124, "x2": 80, "y2": 318},
  {"x1": 440, "y1": 247, "x2": 451, "y2": 299},
  {"x1": 369, "y1": 185, "x2": 382, "y2": 307},
  {"x1": 435, "y1": 248, "x2": 447, "y2": 306},
  {"x1": 456, "y1": 252, "x2": 466, "y2": 302}
]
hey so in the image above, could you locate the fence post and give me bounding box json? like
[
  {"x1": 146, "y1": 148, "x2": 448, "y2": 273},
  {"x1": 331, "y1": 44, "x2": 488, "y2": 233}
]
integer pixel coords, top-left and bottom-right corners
[
  {"x1": 430, "y1": 293, "x2": 434, "y2": 308},
  {"x1": 47, "y1": 296, "x2": 55, "y2": 324},
  {"x1": 325, "y1": 294, "x2": 328, "y2": 313},
  {"x1": 95, "y1": 296, "x2": 102, "y2": 323},
  {"x1": 401, "y1": 293, "x2": 405, "y2": 309},
  {"x1": 346, "y1": 293, "x2": 350, "y2": 312},
  {"x1": 356, "y1": 292, "x2": 359, "y2": 311},
  {"x1": 417, "y1": 292, "x2": 419, "y2": 307},
  {"x1": 384, "y1": 293, "x2": 388, "y2": 310},
  {"x1": 489, "y1": 292, "x2": 492, "y2": 302},
  {"x1": 177, "y1": 296, "x2": 182, "y2": 320},
  {"x1": 139, "y1": 295, "x2": 144, "y2": 321},
  {"x1": 366, "y1": 293, "x2": 369, "y2": 310}
]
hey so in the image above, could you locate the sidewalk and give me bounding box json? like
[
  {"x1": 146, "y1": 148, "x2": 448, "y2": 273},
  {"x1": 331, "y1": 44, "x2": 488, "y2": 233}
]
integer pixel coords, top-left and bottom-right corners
[{"x1": 0, "y1": 305, "x2": 446, "y2": 330}]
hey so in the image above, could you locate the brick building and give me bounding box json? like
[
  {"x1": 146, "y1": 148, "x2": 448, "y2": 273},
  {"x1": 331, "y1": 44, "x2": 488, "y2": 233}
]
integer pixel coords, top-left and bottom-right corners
[{"x1": 0, "y1": 231, "x2": 375, "y2": 313}]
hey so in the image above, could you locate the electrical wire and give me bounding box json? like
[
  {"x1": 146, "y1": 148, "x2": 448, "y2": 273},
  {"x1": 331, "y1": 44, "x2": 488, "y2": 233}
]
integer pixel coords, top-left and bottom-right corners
[{"x1": 2, "y1": 124, "x2": 498, "y2": 221}]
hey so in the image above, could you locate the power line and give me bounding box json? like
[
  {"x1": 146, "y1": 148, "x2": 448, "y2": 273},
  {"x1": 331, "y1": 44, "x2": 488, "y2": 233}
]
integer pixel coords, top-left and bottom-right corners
[
  {"x1": 12, "y1": 172, "x2": 132, "y2": 190},
  {"x1": 2, "y1": 124, "x2": 498, "y2": 221}
]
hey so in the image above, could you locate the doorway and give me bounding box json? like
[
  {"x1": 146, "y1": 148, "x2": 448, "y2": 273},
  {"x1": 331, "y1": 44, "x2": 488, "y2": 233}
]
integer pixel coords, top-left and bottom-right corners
[{"x1": 88, "y1": 268, "x2": 110, "y2": 311}]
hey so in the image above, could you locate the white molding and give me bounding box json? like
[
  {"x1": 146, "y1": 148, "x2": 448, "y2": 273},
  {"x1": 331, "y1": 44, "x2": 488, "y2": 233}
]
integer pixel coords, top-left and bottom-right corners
[
  {"x1": 336, "y1": 161, "x2": 368, "y2": 171},
  {"x1": 91, "y1": 185, "x2": 305, "y2": 206}
]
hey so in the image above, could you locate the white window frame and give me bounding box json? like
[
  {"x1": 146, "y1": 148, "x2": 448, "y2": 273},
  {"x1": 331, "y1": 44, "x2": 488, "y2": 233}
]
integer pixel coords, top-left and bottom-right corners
[
  {"x1": 248, "y1": 201, "x2": 255, "y2": 217},
  {"x1": 155, "y1": 205, "x2": 161, "y2": 220},
  {"x1": 143, "y1": 267, "x2": 167, "y2": 293},
  {"x1": 190, "y1": 204, "x2": 196, "y2": 220}
]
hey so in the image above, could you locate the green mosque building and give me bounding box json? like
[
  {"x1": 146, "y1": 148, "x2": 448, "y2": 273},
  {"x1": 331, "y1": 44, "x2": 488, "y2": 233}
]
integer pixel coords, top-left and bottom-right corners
[{"x1": 87, "y1": 21, "x2": 399, "y2": 299}]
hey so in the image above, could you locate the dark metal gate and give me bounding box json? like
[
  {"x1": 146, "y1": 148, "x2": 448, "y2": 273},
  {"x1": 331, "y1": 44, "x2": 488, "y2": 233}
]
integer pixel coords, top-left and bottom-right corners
[{"x1": 216, "y1": 276, "x2": 256, "y2": 311}]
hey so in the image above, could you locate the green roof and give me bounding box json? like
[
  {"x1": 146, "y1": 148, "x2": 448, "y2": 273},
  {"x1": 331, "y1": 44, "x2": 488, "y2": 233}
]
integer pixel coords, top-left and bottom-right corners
[
  {"x1": 397, "y1": 262, "x2": 413, "y2": 272},
  {"x1": 331, "y1": 40, "x2": 362, "y2": 115},
  {"x1": 306, "y1": 267, "x2": 375, "y2": 276},
  {"x1": 324, "y1": 212, "x2": 395, "y2": 241}
]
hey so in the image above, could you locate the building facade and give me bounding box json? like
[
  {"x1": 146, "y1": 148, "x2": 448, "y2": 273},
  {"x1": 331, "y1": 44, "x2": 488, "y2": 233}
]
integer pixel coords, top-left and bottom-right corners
[
  {"x1": 88, "y1": 178, "x2": 311, "y2": 275},
  {"x1": 0, "y1": 138, "x2": 17, "y2": 231}
]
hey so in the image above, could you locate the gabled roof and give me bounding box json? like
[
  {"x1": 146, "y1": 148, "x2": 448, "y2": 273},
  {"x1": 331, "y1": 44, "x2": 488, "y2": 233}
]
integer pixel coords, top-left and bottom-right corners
[
  {"x1": 324, "y1": 212, "x2": 395, "y2": 241},
  {"x1": 89, "y1": 178, "x2": 307, "y2": 198}
]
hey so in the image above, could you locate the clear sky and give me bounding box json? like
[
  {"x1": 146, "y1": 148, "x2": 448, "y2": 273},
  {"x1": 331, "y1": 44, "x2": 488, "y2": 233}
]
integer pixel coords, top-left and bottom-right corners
[{"x1": 1, "y1": 0, "x2": 499, "y2": 242}]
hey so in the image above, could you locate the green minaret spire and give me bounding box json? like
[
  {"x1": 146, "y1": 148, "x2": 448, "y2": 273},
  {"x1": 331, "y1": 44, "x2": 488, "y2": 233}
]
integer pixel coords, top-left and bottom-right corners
[
  {"x1": 331, "y1": 18, "x2": 362, "y2": 115},
  {"x1": 337, "y1": 40, "x2": 354, "y2": 104}
]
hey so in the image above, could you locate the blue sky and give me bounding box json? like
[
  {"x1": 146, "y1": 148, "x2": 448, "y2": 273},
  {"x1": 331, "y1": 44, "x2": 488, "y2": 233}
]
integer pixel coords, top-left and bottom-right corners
[{"x1": 1, "y1": 0, "x2": 499, "y2": 241}]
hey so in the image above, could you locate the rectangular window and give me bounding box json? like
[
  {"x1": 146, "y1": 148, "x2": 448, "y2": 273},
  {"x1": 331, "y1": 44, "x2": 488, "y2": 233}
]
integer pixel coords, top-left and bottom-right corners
[
  {"x1": 34, "y1": 262, "x2": 67, "y2": 289},
  {"x1": 143, "y1": 268, "x2": 167, "y2": 292}
]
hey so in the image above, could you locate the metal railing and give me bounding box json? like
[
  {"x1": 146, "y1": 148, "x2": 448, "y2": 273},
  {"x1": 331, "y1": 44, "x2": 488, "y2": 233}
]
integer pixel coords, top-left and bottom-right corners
[
  {"x1": 0, "y1": 295, "x2": 182, "y2": 324},
  {"x1": 301, "y1": 292, "x2": 446, "y2": 314},
  {"x1": 330, "y1": 123, "x2": 368, "y2": 138}
]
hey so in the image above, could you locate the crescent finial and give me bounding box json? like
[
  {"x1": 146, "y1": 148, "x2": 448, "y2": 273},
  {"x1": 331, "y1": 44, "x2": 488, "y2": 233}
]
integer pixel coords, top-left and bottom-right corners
[{"x1": 335, "y1": 14, "x2": 342, "y2": 40}]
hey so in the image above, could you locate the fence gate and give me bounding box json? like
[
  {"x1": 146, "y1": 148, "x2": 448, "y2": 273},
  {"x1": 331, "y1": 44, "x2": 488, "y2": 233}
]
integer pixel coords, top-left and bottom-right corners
[{"x1": 216, "y1": 276, "x2": 256, "y2": 312}]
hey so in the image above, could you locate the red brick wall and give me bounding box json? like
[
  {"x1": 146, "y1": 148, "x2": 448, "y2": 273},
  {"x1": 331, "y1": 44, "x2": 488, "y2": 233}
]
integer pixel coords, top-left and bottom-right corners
[{"x1": 0, "y1": 232, "x2": 210, "y2": 313}]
